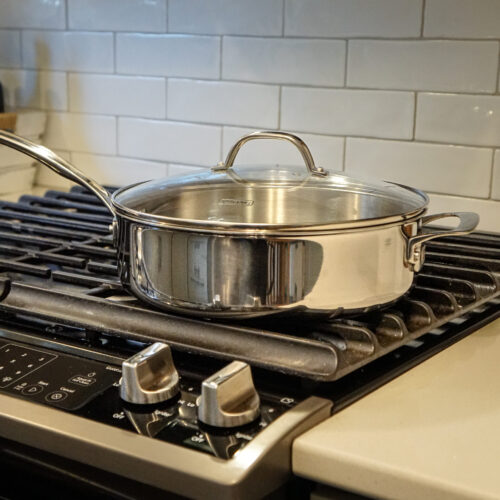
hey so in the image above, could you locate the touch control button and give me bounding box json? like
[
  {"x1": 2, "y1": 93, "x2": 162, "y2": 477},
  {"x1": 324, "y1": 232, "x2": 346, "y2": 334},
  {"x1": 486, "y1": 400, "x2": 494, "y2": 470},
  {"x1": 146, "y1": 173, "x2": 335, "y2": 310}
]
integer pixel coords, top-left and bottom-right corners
[
  {"x1": 46, "y1": 391, "x2": 68, "y2": 402},
  {"x1": 22, "y1": 384, "x2": 44, "y2": 395},
  {"x1": 69, "y1": 375, "x2": 96, "y2": 387}
]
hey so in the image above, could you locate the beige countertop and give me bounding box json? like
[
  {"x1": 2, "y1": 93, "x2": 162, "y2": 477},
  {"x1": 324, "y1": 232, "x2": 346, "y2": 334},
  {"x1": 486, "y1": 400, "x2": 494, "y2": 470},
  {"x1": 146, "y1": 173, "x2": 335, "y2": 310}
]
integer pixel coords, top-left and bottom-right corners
[{"x1": 293, "y1": 317, "x2": 500, "y2": 500}]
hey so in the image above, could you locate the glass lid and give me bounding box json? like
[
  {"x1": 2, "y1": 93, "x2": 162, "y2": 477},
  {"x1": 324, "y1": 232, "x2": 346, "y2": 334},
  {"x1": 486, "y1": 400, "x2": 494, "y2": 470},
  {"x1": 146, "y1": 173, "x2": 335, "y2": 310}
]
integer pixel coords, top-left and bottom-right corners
[{"x1": 113, "y1": 131, "x2": 428, "y2": 233}]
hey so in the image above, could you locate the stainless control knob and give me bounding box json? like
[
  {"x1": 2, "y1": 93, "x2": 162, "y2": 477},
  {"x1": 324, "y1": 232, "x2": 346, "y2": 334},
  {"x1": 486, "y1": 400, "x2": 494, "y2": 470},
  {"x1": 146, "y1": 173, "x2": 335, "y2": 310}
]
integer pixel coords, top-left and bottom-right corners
[
  {"x1": 120, "y1": 342, "x2": 179, "y2": 405},
  {"x1": 198, "y1": 361, "x2": 260, "y2": 428}
]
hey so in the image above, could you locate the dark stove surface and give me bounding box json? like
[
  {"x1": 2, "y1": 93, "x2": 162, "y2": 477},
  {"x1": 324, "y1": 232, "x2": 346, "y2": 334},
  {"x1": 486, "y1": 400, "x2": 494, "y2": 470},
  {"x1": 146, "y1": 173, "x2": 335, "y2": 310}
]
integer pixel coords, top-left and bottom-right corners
[{"x1": 0, "y1": 187, "x2": 499, "y2": 389}]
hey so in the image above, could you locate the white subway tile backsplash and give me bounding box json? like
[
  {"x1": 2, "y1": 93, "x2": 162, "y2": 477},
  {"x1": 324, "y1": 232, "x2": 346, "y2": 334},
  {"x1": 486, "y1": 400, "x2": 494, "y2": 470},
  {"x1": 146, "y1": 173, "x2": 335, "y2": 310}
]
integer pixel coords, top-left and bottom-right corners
[
  {"x1": 168, "y1": 80, "x2": 279, "y2": 128},
  {"x1": 22, "y1": 31, "x2": 114, "y2": 73},
  {"x1": 0, "y1": 70, "x2": 67, "y2": 110},
  {"x1": 44, "y1": 113, "x2": 116, "y2": 154},
  {"x1": 424, "y1": 0, "x2": 500, "y2": 38},
  {"x1": 222, "y1": 127, "x2": 344, "y2": 171},
  {"x1": 347, "y1": 41, "x2": 499, "y2": 93},
  {"x1": 116, "y1": 34, "x2": 219, "y2": 79},
  {"x1": 345, "y1": 138, "x2": 492, "y2": 198},
  {"x1": 69, "y1": 74, "x2": 165, "y2": 118},
  {"x1": 0, "y1": 70, "x2": 35, "y2": 108},
  {"x1": 16, "y1": 111, "x2": 47, "y2": 136},
  {"x1": 492, "y1": 151, "x2": 500, "y2": 200},
  {"x1": 0, "y1": 31, "x2": 21, "y2": 68},
  {"x1": 68, "y1": 0, "x2": 167, "y2": 33},
  {"x1": 34, "y1": 71, "x2": 68, "y2": 111},
  {"x1": 416, "y1": 93, "x2": 500, "y2": 147},
  {"x1": 0, "y1": 146, "x2": 35, "y2": 169},
  {"x1": 118, "y1": 118, "x2": 221, "y2": 166},
  {"x1": 71, "y1": 153, "x2": 168, "y2": 186},
  {"x1": 281, "y1": 87, "x2": 414, "y2": 139},
  {"x1": 0, "y1": 0, "x2": 65, "y2": 29},
  {"x1": 285, "y1": 0, "x2": 422, "y2": 37},
  {"x1": 428, "y1": 194, "x2": 500, "y2": 232},
  {"x1": 169, "y1": 0, "x2": 283, "y2": 36},
  {"x1": 222, "y1": 37, "x2": 345, "y2": 87},
  {"x1": 168, "y1": 164, "x2": 208, "y2": 177},
  {"x1": 1, "y1": 0, "x2": 499, "y2": 227}
]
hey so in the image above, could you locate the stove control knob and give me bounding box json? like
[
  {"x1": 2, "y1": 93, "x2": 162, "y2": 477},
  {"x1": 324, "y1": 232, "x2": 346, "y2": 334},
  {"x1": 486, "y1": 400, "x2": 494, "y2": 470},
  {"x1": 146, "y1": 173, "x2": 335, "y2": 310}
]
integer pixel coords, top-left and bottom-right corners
[
  {"x1": 198, "y1": 361, "x2": 260, "y2": 428},
  {"x1": 120, "y1": 342, "x2": 179, "y2": 405}
]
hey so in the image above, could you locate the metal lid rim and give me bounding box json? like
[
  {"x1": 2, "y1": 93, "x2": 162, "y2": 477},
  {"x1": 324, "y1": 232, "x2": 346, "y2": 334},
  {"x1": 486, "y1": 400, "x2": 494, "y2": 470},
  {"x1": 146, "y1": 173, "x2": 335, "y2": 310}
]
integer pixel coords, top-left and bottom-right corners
[{"x1": 110, "y1": 181, "x2": 430, "y2": 235}]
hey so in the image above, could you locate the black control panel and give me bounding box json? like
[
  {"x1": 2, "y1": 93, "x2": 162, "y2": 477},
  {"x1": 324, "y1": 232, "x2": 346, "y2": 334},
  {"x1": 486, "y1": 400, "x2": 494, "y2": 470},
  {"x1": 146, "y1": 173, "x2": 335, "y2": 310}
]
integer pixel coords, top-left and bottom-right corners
[
  {"x1": 0, "y1": 341, "x2": 119, "y2": 410},
  {"x1": 0, "y1": 338, "x2": 297, "y2": 459}
]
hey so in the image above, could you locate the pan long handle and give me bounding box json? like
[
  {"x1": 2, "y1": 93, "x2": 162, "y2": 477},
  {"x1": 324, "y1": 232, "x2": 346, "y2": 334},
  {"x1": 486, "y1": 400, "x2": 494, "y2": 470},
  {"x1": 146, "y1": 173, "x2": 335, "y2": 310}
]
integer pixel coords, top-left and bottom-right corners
[
  {"x1": 0, "y1": 130, "x2": 115, "y2": 215},
  {"x1": 406, "y1": 212, "x2": 479, "y2": 271}
]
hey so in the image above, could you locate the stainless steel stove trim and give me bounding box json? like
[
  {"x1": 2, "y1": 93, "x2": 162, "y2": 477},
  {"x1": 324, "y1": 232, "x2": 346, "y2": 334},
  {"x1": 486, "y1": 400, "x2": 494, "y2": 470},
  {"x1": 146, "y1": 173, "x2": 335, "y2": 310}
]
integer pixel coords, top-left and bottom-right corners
[{"x1": 0, "y1": 393, "x2": 332, "y2": 500}]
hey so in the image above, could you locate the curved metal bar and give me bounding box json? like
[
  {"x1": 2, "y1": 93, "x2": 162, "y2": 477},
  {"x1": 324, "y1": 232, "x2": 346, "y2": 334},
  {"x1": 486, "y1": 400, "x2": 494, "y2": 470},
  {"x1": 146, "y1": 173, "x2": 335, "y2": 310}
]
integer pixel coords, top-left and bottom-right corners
[
  {"x1": 0, "y1": 130, "x2": 115, "y2": 215},
  {"x1": 217, "y1": 131, "x2": 328, "y2": 177},
  {"x1": 406, "y1": 212, "x2": 479, "y2": 271}
]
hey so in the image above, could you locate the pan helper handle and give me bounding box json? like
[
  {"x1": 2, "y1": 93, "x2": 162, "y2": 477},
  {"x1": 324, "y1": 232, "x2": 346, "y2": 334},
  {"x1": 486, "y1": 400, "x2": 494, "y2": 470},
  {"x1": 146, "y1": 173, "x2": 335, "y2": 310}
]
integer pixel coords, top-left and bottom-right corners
[
  {"x1": 405, "y1": 212, "x2": 479, "y2": 272},
  {"x1": 0, "y1": 130, "x2": 115, "y2": 216}
]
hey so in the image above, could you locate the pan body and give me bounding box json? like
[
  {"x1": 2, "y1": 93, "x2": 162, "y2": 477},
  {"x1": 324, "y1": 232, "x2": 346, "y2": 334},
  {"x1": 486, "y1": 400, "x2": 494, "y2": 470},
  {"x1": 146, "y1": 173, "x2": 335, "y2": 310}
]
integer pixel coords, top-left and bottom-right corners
[{"x1": 115, "y1": 216, "x2": 416, "y2": 319}]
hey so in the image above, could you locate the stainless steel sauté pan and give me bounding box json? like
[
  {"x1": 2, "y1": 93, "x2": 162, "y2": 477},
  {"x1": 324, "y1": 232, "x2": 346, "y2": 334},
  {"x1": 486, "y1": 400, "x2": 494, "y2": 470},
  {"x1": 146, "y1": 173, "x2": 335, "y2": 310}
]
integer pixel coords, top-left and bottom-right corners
[{"x1": 0, "y1": 130, "x2": 479, "y2": 319}]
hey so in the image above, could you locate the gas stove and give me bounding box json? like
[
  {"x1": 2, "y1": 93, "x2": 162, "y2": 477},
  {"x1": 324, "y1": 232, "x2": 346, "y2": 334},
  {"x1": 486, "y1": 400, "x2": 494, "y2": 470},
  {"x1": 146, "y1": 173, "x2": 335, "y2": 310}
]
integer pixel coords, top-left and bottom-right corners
[{"x1": 0, "y1": 187, "x2": 499, "y2": 499}]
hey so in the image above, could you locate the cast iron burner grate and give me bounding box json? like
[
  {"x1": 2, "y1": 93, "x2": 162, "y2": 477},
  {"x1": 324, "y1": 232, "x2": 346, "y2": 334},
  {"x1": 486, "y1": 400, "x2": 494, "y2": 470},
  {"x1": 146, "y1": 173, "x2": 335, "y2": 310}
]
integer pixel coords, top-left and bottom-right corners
[{"x1": 0, "y1": 186, "x2": 499, "y2": 381}]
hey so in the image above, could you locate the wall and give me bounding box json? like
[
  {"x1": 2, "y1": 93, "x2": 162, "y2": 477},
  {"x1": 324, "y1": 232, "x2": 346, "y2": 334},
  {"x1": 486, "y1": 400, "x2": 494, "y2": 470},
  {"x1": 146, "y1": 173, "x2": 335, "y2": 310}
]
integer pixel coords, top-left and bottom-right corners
[{"x1": 0, "y1": 0, "x2": 499, "y2": 230}]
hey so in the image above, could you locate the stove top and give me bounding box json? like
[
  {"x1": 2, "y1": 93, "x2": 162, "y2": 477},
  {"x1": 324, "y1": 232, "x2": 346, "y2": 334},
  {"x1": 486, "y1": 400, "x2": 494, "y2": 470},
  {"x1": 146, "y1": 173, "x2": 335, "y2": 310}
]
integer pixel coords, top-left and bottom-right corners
[
  {"x1": 0, "y1": 187, "x2": 499, "y2": 499},
  {"x1": 0, "y1": 187, "x2": 499, "y2": 382}
]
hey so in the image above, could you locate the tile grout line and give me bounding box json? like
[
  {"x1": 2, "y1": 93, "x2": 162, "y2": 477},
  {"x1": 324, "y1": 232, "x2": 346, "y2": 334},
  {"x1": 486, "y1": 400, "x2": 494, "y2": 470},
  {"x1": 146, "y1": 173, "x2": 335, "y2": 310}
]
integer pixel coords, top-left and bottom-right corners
[
  {"x1": 488, "y1": 150, "x2": 496, "y2": 198},
  {"x1": 165, "y1": 77, "x2": 168, "y2": 120},
  {"x1": 165, "y1": 0, "x2": 169, "y2": 33},
  {"x1": 495, "y1": 43, "x2": 500, "y2": 92},
  {"x1": 425, "y1": 190, "x2": 498, "y2": 201},
  {"x1": 64, "y1": 0, "x2": 69, "y2": 30},
  {"x1": 113, "y1": 32, "x2": 117, "y2": 74},
  {"x1": 11, "y1": 26, "x2": 500, "y2": 42},
  {"x1": 420, "y1": 0, "x2": 427, "y2": 38},
  {"x1": 116, "y1": 115, "x2": 120, "y2": 158},
  {"x1": 101, "y1": 72, "x2": 498, "y2": 95},
  {"x1": 219, "y1": 124, "x2": 223, "y2": 162},
  {"x1": 341, "y1": 137, "x2": 346, "y2": 171},
  {"x1": 9, "y1": 68, "x2": 500, "y2": 96},
  {"x1": 19, "y1": 29, "x2": 24, "y2": 69},
  {"x1": 277, "y1": 86, "x2": 282, "y2": 128},
  {"x1": 343, "y1": 40, "x2": 349, "y2": 87},
  {"x1": 219, "y1": 36, "x2": 223, "y2": 80},
  {"x1": 281, "y1": 0, "x2": 286, "y2": 37},
  {"x1": 412, "y1": 92, "x2": 418, "y2": 140},
  {"x1": 65, "y1": 71, "x2": 70, "y2": 112}
]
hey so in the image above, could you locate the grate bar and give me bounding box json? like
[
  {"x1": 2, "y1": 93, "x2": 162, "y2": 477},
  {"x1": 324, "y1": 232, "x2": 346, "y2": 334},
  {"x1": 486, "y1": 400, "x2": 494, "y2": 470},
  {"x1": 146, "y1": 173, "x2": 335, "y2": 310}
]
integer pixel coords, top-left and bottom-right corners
[
  {"x1": 0, "y1": 280, "x2": 339, "y2": 380},
  {"x1": 0, "y1": 201, "x2": 112, "y2": 224},
  {"x1": 0, "y1": 207, "x2": 110, "y2": 234},
  {"x1": 18, "y1": 194, "x2": 109, "y2": 214}
]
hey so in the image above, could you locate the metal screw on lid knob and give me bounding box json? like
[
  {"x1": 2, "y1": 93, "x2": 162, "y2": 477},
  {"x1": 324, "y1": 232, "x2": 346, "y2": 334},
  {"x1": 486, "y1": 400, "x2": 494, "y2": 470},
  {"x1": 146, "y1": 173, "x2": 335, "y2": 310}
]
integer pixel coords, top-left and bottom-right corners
[
  {"x1": 197, "y1": 361, "x2": 260, "y2": 428},
  {"x1": 120, "y1": 342, "x2": 179, "y2": 405}
]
